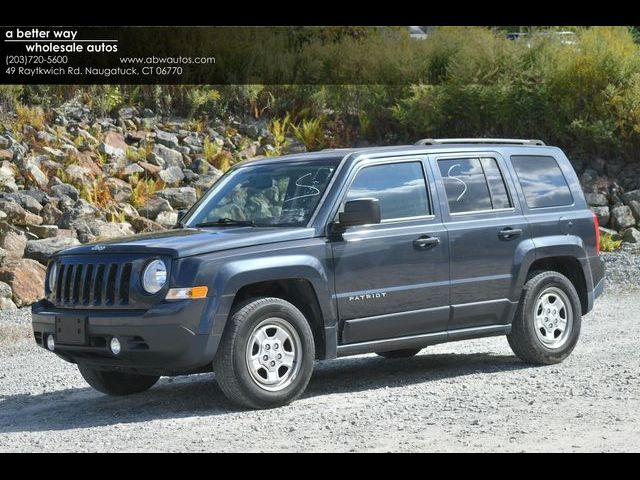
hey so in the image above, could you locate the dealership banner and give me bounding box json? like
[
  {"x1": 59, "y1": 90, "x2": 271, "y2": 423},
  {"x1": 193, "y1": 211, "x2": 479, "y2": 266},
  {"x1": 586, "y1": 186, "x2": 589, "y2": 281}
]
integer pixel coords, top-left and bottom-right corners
[{"x1": 0, "y1": 26, "x2": 420, "y2": 84}]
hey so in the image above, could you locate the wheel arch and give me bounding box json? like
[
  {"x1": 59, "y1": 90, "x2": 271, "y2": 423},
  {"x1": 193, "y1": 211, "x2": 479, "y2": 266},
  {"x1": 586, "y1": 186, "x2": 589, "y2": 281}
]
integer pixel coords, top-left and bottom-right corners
[
  {"x1": 204, "y1": 255, "x2": 338, "y2": 360},
  {"x1": 524, "y1": 255, "x2": 588, "y2": 315}
]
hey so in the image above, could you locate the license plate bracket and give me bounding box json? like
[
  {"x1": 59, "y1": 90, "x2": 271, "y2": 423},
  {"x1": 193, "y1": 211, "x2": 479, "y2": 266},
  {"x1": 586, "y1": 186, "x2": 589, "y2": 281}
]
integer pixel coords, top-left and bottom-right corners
[{"x1": 55, "y1": 316, "x2": 87, "y2": 345}]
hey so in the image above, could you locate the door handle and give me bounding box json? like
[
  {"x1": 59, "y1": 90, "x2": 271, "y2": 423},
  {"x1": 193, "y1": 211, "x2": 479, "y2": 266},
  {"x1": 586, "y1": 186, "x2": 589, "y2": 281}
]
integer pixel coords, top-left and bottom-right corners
[
  {"x1": 498, "y1": 227, "x2": 523, "y2": 240},
  {"x1": 413, "y1": 235, "x2": 440, "y2": 250}
]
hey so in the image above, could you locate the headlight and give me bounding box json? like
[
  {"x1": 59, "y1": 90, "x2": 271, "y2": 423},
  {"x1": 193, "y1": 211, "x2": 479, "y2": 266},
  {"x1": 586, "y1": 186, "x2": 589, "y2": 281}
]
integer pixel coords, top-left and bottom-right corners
[
  {"x1": 142, "y1": 259, "x2": 167, "y2": 294},
  {"x1": 48, "y1": 262, "x2": 57, "y2": 292}
]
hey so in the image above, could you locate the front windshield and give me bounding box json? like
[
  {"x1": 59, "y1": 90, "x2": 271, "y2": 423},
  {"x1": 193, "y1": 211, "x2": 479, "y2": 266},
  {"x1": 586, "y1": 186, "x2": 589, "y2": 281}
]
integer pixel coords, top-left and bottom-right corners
[{"x1": 185, "y1": 159, "x2": 339, "y2": 228}]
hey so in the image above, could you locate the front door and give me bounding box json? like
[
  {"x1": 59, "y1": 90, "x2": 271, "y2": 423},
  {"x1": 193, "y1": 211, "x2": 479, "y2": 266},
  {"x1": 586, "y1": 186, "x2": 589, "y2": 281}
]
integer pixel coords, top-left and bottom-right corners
[{"x1": 330, "y1": 158, "x2": 450, "y2": 345}]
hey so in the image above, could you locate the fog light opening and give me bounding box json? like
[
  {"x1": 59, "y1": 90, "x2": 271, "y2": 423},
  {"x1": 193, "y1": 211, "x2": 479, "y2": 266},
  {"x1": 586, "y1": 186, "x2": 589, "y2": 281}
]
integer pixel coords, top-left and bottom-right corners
[
  {"x1": 46, "y1": 334, "x2": 55, "y2": 351},
  {"x1": 110, "y1": 337, "x2": 122, "y2": 356}
]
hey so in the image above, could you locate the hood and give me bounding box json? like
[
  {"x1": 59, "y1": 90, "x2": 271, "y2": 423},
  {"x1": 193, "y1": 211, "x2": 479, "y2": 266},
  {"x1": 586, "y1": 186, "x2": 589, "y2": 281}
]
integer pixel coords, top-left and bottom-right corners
[{"x1": 58, "y1": 226, "x2": 317, "y2": 258}]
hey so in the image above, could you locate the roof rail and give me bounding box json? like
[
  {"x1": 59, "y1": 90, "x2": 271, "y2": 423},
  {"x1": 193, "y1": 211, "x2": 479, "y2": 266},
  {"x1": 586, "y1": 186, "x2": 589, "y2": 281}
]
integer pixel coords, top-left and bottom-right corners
[{"x1": 415, "y1": 138, "x2": 546, "y2": 146}]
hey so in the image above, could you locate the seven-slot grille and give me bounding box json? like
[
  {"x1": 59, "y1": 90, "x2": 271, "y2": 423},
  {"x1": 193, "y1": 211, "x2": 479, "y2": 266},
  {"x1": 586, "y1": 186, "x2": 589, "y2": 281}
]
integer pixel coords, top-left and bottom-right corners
[{"x1": 52, "y1": 261, "x2": 133, "y2": 307}]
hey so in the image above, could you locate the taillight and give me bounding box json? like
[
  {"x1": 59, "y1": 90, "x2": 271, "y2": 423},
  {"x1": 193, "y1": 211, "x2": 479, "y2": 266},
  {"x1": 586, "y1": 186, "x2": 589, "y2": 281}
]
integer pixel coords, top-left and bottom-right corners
[{"x1": 592, "y1": 211, "x2": 600, "y2": 255}]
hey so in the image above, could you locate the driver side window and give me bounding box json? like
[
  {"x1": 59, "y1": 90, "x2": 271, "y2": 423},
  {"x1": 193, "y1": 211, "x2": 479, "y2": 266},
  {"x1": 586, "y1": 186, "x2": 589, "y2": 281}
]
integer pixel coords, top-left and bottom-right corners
[{"x1": 345, "y1": 162, "x2": 431, "y2": 221}]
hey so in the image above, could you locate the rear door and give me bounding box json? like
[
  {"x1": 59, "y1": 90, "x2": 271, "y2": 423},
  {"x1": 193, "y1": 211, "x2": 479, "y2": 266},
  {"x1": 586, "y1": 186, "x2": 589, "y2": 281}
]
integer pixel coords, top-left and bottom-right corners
[
  {"x1": 330, "y1": 157, "x2": 450, "y2": 344},
  {"x1": 430, "y1": 152, "x2": 530, "y2": 330}
]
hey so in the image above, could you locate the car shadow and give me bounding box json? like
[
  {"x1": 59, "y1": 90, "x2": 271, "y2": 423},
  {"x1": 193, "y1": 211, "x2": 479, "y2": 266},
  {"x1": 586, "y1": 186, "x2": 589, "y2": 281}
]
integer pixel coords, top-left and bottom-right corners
[{"x1": 0, "y1": 351, "x2": 535, "y2": 434}]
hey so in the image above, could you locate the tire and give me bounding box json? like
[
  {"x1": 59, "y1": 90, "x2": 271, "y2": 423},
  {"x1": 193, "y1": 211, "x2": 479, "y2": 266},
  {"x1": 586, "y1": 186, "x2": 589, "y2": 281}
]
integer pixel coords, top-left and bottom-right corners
[
  {"x1": 78, "y1": 365, "x2": 159, "y2": 396},
  {"x1": 376, "y1": 348, "x2": 422, "y2": 359},
  {"x1": 213, "y1": 297, "x2": 315, "y2": 409},
  {"x1": 507, "y1": 270, "x2": 582, "y2": 365}
]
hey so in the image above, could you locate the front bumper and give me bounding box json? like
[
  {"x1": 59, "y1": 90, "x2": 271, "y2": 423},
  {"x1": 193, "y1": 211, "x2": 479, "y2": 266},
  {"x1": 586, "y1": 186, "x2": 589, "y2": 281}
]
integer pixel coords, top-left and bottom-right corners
[{"x1": 31, "y1": 298, "x2": 221, "y2": 375}]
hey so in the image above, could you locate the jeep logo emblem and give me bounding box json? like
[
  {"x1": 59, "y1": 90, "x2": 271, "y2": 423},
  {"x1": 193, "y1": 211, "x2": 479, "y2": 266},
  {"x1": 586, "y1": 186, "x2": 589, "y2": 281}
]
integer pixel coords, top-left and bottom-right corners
[{"x1": 91, "y1": 245, "x2": 106, "y2": 251}]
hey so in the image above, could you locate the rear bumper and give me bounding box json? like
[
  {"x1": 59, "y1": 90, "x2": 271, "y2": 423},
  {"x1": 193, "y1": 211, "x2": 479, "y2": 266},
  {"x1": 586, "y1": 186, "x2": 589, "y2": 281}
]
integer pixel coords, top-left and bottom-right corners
[
  {"x1": 31, "y1": 299, "x2": 221, "y2": 375},
  {"x1": 585, "y1": 255, "x2": 606, "y2": 314}
]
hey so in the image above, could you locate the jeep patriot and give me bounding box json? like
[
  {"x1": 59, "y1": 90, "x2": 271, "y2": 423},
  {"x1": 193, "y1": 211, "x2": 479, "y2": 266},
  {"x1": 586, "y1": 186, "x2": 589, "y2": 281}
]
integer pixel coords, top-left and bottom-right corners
[{"x1": 32, "y1": 138, "x2": 605, "y2": 408}]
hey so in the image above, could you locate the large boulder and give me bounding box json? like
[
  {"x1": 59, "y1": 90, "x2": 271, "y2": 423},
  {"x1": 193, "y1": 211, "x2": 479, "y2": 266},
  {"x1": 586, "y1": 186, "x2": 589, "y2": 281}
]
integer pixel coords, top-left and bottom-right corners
[
  {"x1": 0, "y1": 164, "x2": 18, "y2": 192},
  {"x1": 154, "y1": 187, "x2": 197, "y2": 209},
  {"x1": 65, "y1": 164, "x2": 95, "y2": 184},
  {"x1": 0, "y1": 222, "x2": 28, "y2": 258},
  {"x1": 0, "y1": 199, "x2": 43, "y2": 226},
  {"x1": 24, "y1": 237, "x2": 81, "y2": 265},
  {"x1": 24, "y1": 224, "x2": 59, "y2": 239},
  {"x1": 57, "y1": 200, "x2": 102, "y2": 229},
  {"x1": 155, "y1": 211, "x2": 179, "y2": 228},
  {"x1": 99, "y1": 131, "x2": 127, "y2": 158},
  {"x1": 194, "y1": 170, "x2": 222, "y2": 191},
  {"x1": 3, "y1": 192, "x2": 43, "y2": 214},
  {"x1": 623, "y1": 189, "x2": 640, "y2": 204},
  {"x1": 75, "y1": 220, "x2": 135, "y2": 243},
  {"x1": 158, "y1": 166, "x2": 185, "y2": 185},
  {"x1": 585, "y1": 192, "x2": 608, "y2": 207},
  {"x1": 138, "y1": 161, "x2": 162, "y2": 177},
  {"x1": 138, "y1": 196, "x2": 172, "y2": 220},
  {"x1": 0, "y1": 280, "x2": 17, "y2": 311},
  {"x1": 623, "y1": 227, "x2": 640, "y2": 244},
  {"x1": 40, "y1": 203, "x2": 63, "y2": 226},
  {"x1": 51, "y1": 183, "x2": 80, "y2": 202},
  {"x1": 155, "y1": 130, "x2": 180, "y2": 149},
  {"x1": 611, "y1": 205, "x2": 636, "y2": 230},
  {"x1": 0, "y1": 258, "x2": 46, "y2": 307},
  {"x1": 591, "y1": 206, "x2": 610, "y2": 227},
  {"x1": 629, "y1": 200, "x2": 640, "y2": 223},
  {"x1": 152, "y1": 144, "x2": 185, "y2": 169},
  {"x1": 130, "y1": 216, "x2": 166, "y2": 233},
  {"x1": 24, "y1": 158, "x2": 49, "y2": 188},
  {"x1": 105, "y1": 177, "x2": 133, "y2": 203}
]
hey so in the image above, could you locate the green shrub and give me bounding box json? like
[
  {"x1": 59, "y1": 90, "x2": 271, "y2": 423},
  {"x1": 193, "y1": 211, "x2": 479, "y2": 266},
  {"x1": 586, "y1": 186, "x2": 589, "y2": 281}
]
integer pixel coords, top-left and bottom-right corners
[{"x1": 600, "y1": 232, "x2": 622, "y2": 252}]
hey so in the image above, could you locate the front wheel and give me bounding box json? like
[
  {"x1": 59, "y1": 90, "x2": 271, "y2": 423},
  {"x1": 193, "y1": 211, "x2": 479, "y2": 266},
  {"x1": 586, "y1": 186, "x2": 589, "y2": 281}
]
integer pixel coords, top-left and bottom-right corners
[
  {"x1": 213, "y1": 297, "x2": 315, "y2": 409},
  {"x1": 507, "y1": 271, "x2": 582, "y2": 365},
  {"x1": 78, "y1": 365, "x2": 159, "y2": 395}
]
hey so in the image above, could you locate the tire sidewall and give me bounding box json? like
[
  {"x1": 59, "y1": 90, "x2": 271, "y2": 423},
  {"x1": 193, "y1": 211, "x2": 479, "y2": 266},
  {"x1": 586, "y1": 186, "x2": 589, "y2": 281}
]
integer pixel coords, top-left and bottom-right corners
[
  {"x1": 231, "y1": 300, "x2": 315, "y2": 407},
  {"x1": 522, "y1": 273, "x2": 582, "y2": 359}
]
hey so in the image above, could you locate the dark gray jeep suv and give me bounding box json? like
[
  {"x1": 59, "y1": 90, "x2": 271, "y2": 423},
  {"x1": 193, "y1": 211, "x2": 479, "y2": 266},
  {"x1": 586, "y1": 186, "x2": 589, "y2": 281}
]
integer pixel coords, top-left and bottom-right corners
[{"x1": 32, "y1": 138, "x2": 605, "y2": 408}]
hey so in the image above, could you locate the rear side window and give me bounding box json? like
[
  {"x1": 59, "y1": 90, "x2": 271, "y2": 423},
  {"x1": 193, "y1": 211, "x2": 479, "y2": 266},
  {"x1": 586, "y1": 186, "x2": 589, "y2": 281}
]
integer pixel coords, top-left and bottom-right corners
[
  {"x1": 511, "y1": 155, "x2": 573, "y2": 208},
  {"x1": 346, "y1": 162, "x2": 430, "y2": 220},
  {"x1": 438, "y1": 158, "x2": 512, "y2": 214}
]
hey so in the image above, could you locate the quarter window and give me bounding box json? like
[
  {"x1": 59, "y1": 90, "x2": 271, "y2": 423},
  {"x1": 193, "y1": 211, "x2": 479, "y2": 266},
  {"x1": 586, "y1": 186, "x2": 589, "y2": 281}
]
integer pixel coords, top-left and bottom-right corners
[
  {"x1": 438, "y1": 158, "x2": 512, "y2": 214},
  {"x1": 345, "y1": 162, "x2": 430, "y2": 220},
  {"x1": 511, "y1": 155, "x2": 573, "y2": 208}
]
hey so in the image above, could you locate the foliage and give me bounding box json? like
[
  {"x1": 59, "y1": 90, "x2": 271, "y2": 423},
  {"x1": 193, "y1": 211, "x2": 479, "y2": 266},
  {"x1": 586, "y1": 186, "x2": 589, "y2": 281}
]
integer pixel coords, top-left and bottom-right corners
[
  {"x1": 80, "y1": 178, "x2": 113, "y2": 209},
  {"x1": 130, "y1": 178, "x2": 165, "y2": 208},
  {"x1": 268, "y1": 114, "x2": 292, "y2": 153},
  {"x1": 7, "y1": 26, "x2": 640, "y2": 161},
  {"x1": 600, "y1": 232, "x2": 623, "y2": 252},
  {"x1": 14, "y1": 104, "x2": 46, "y2": 131},
  {"x1": 203, "y1": 136, "x2": 222, "y2": 162},
  {"x1": 186, "y1": 87, "x2": 221, "y2": 118},
  {"x1": 291, "y1": 116, "x2": 325, "y2": 150}
]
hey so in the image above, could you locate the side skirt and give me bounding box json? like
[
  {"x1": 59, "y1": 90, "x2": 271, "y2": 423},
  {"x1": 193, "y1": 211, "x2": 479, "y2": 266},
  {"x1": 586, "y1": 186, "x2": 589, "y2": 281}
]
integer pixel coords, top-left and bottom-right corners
[{"x1": 335, "y1": 324, "x2": 511, "y2": 357}]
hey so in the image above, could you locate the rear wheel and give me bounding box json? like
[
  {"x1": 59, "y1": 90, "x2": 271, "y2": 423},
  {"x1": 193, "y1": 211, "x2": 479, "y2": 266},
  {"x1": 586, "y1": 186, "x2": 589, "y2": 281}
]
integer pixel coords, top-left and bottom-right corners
[
  {"x1": 214, "y1": 297, "x2": 315, "y2": 409},
  {"x1": 507, "y1": 271, "x2": 582, "y2": 365},
  {"x1": 376, "y1": 348, "x2": 422, "y2": 359},
  {"x1": 78, "y1": 365, "x2": 159, "y2": 395}
]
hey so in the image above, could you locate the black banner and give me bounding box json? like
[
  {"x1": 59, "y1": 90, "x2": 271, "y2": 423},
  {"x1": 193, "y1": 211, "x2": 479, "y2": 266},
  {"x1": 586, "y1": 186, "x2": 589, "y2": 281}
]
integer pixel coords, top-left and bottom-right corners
[{"x1": 0, "y1": 26, "x2": 424, "y2": 85}]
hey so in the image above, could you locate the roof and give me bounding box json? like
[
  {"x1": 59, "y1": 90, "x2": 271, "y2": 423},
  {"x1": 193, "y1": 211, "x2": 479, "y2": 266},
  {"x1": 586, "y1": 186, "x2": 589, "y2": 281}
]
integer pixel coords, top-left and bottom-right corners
[{"x1": 234, "y1": 140, "x2": 558, "y2": 168}]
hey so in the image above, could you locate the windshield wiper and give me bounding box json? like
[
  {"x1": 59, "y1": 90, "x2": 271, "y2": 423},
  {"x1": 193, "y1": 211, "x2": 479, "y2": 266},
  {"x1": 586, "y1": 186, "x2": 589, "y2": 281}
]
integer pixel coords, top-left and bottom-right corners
[{"x1": 195, "y1": 217, "x2": 256, "y2": 228}]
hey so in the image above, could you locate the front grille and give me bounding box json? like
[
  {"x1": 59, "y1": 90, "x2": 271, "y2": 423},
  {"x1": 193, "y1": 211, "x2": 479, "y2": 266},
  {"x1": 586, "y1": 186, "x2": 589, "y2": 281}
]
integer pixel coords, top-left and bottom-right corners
[{"x1": 53, "y1": 260, "x2": 133, "y2": 307}]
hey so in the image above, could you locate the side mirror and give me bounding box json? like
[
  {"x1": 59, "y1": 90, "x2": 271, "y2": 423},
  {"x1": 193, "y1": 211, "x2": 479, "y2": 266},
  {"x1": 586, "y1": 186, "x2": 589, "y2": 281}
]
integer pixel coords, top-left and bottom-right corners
[{"x1": 338, "y1": 198, "x2": 381, "y2": 228}]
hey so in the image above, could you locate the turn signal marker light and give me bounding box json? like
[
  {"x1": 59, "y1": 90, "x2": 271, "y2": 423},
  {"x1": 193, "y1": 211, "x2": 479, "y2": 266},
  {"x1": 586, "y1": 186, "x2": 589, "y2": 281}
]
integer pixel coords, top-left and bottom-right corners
[{"x1": 165, "y1": 286, "x2": 209, "y2": 300}]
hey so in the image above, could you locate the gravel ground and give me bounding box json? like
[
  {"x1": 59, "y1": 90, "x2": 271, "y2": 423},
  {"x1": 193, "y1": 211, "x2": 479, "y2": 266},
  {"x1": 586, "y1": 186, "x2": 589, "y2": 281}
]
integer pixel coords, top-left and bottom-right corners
[{"x1": 1, "y1": 257, "x2": 639, "y2": 452}]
